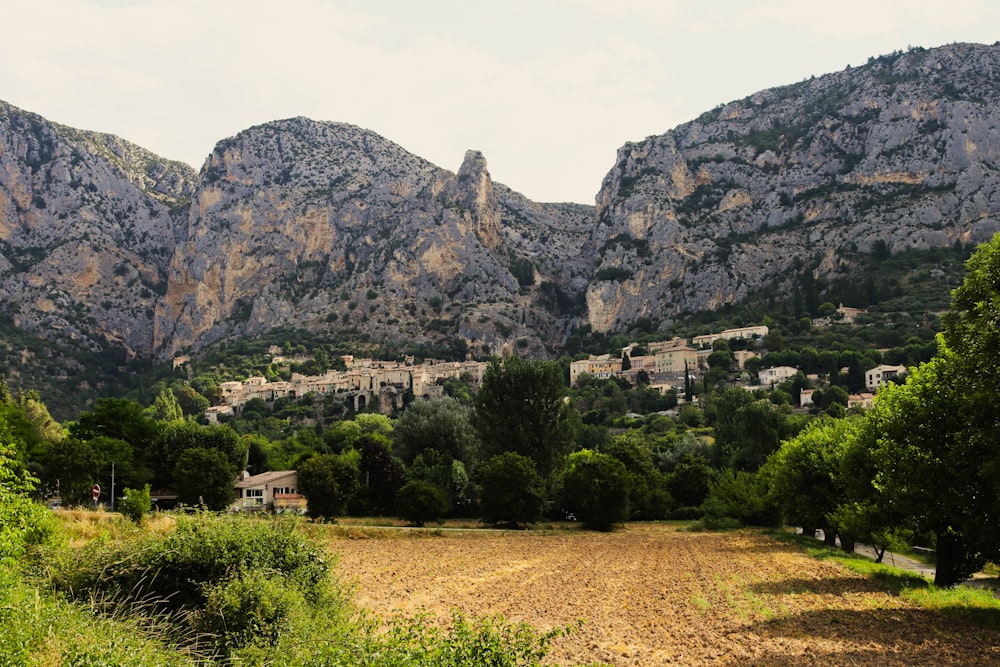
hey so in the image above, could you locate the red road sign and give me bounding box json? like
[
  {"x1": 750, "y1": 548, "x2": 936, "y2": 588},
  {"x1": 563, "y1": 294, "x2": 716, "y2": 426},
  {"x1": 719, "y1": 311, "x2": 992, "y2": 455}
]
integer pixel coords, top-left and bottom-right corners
[{"x1": 92, "y1": 484, "x2": 100, "y2": 501}]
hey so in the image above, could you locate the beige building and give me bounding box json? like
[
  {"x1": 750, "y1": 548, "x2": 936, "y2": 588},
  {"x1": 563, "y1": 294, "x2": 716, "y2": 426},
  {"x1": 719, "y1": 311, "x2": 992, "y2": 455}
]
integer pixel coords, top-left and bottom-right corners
[
  {"x1": 866, "y1": 364, "x2": 907, "y2": 391},
  {"x1": 692, "y1": 325, "x2": 769, "y2": 348},
  {"x1": 758, "y1": 365, "x2": 799, "y2": 386},
  {"x1": 569, "y1": 354, "x2": 623, "y2": 385},
  {"x1": 233, "y1": 470, "x2": 300, "y2": 511},
  {"x1": 654, "y1": 344, "x2": 698, "y2": 374}
]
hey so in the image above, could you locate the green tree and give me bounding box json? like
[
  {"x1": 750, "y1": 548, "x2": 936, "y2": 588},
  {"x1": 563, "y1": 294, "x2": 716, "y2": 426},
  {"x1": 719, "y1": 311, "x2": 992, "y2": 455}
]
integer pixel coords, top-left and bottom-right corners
[
  {"x1": 856, "y1": 353, "x2": 990, "y2": 586},
  {"x1": 1, "y1": 439, "x2": 55, "y2": 566},
  {"x1": 119, "y1": 484, "x2": 152, "y2": 522},
  {"x1": 395, "y1": 479, "x2": 449, "y2": 527},
  {"x1": 763, "y1": 417, "x2": 859, "y2": 545},
  {"x1": 297, "y1": 452, "x2": 361, "y2": 520},
  {"x1": 710, "y1": 388, "x2": 790, "y2": 471},
  {"x1": 356, "y1": 434, "x2": 405, "y2": 515},
  {"x1": 475, "y1": 356, "x2": 575, "y2": 484},
  {"x1": 149, "y1": 389, "x2": 183, "y2": 422},
  {"x1": 70, "y1": 398, "x2": 158, "y2": 451},
  {"x1": 558, "y1": 450, "x2": 630, "y2": 531},
  {"x1": 476, "y1": 452, "x2": 545, "y2": 528},
  {"x1": 604, "y1": 434, "x2": 671, "y2": 520},
  {"x1": 149, "y1": 421, "x2": 246, "y2": 488},
  {"x1": 666, "y1": 454, "x2": 716, "y2": 509},
  {"x1": 393, "y1": 397, "x2": 479, "y2": 467},
  {"x1": 173, "y1": 447, "x2": 237, "y2": 510}
]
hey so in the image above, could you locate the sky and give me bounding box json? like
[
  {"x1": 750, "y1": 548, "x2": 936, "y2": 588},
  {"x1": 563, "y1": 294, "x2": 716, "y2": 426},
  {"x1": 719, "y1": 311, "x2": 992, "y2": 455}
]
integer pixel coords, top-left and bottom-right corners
[{"x1": 1, "y1": 1, "x2": 998, "y2": 204}]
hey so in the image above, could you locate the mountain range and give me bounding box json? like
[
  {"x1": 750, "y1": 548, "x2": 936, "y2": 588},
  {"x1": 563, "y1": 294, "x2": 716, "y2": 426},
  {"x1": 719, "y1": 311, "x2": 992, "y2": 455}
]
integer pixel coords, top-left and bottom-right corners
[{"x1": 2, "y1": 42, "x2": 999, "y2": 384}]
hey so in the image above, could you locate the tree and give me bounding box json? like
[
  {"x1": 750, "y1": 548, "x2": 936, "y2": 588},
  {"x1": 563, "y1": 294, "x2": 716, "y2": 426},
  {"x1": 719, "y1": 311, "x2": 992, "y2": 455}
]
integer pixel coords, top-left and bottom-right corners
[
  {"x1": 702, "y1": 468, "x2": 777, "y2": 527},
  {"x1": 475, "y1": 356, "x2": 575, "y2": 484},
  {"x1": 604, "y1": 434, "x2": 671, "y2": 520},
  {"x1": 149, "y1": 421, "x2": 246, "y2": 488},
  {"x1": 173, "y1": 447, "x2": 238, "y2": 510},
  {"x1": 710, "y1": 388, "x2": 790, "y2": 471},
  {"x1": 763, "y1": 417, "x2": 859, "y2": 545},
  {"x1": 621, "y1": 351, "x2": 632, "y2": 371},
  {"x1": 70, "y1": 398, "x2": 158, "y2": 451},
  {"x1": 149, "y1": 389, "x2": 183, "y2": 422},
  {"x1": 297, "y1": 453, "x2": 361, "y2": 520},
  {"x1": 855, "y1": 353, "x2": 991, "y2": 586},
  {"x1": 356, "y1": 434, "x2": 405, "y2": 515},
  {"x1": 395, "y1": 480, "x2": 448, "y2": 527},
  {"x1": 476, "y1": 452, "x2": 545, "y2": 528},
  {"x1": 393, "y1": 397, "x2": 479, "y2": 467},
  {"x1": 119, "y1": 484, "x2": 152, "y2": 522},
  {"x1": 558, "y1": 450, "x2": 630, "y2": 531},
  {"x1": 666, "y1": 454, "x2": 715, "y2": 508}
]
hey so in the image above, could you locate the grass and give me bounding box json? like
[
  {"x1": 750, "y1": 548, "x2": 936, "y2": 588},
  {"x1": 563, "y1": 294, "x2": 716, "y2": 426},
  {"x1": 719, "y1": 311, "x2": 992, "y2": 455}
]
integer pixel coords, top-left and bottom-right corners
[
  {"x1": 772, "y1": 529, "x2": 1000, "y2": 630},
  {"x1": 6, "y1": 510, "x2": 597, "y2": 667}
]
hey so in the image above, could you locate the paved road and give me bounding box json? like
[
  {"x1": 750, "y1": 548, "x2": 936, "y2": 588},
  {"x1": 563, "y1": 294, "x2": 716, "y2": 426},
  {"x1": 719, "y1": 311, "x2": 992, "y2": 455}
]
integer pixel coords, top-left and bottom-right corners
[{"x1": 852, "y1": 543, "x2": 937, "y2": 579}]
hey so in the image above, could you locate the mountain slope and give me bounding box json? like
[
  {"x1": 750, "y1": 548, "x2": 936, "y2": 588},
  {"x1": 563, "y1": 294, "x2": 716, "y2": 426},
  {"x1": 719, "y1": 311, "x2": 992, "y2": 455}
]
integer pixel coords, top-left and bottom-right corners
[
  {"x1": 153, "y1": 117, "x2": 594, "y2": 359},
  {"x1": 587, "y1": 43, "x2": 1000, "y2": 331},
  {"x1": 4, "y1": 42, "x2": 1000, "y2": 383},
  {"x1": 0, "y1": 100, "x2": 196, "y2": 357}
]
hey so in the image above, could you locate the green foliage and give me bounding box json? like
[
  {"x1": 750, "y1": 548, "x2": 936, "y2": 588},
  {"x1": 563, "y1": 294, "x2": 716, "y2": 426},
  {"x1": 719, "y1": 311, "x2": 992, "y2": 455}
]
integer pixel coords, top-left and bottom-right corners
[
  {"x1": 173, "y1": 447, "x2": 238, "y2": 510},
  {"x1": 149, "y1": 421, "x2": 246, "y2": 489},
  {"x1": 603, "y1": 435, "x2": 671, "y2": 520},
  {"x1": 393, "y1": 397, "x2": 479, "y2": 467},
  {"x1": 762, "y1": 417, "x2": 859, "y2": 538},
  {"x1": 558, "y1": 450, "x2": 630, "y2": 531},
  {"x1": 395, "y1": 479, "x2": 449, "y2": 527},
  {"x1": 356, "y1": 435, "x2": 405, "y2": 515},
  {"x1": 51, "y1": 514, "x2": 331, "y2": 611},
  {"x1": 298, "y1": 452, "x2": 361, "y2": 519},
  {"x1": 709, "y1": 388, "x2": 794, "y2": 471},
  {"x1": 193, "y1": 571, "x2": 311, "y2": 656},
  {"x1": 119, "y1": 484, "x2": 152, "y2": 522},
  {"x1": 702, "y1": 468, "x2": 777, "y2": 527},
  {"x1": 476, "y1": 452, "x2": 545, "y2": 528},
  {"x1": 149, "y1": 388, "x2": 183, "y2": 422},
  {"x1": 365, "y1": 609, "x2": 577, "y2": 667},
  {"x1": 475, "y1": 356, "x2": 574, "y2": 483}
]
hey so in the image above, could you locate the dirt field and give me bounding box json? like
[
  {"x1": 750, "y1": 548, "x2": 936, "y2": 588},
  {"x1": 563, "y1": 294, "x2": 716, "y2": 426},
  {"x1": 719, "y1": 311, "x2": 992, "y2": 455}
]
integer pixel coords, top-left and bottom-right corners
[{"x1": 330, "y1": 524, "x2": 1000, "y2": 666}]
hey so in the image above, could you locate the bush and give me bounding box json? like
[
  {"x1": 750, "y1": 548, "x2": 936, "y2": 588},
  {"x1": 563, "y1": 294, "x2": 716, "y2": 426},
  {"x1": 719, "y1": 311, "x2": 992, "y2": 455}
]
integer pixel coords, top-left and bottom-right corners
[
  {"x1": 395, "y1": 480, "x2": 449, "y2": 527},
  {"x1": 51, "y1": 514, "x2": 331, "y2": 610},
  {"x1": 193, "y1": 572, "x2": 310, "y2": 656},
  {"x1": 700, "y1": 469, "x2": 779, "y2": 527},
  {"x1": 119, "y1": 484, "x2": 152, "y2": 522}
]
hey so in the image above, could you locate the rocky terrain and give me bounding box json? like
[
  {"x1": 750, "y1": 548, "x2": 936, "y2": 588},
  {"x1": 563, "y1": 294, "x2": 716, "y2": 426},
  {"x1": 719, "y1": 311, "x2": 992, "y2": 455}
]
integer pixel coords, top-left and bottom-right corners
[
  {"x1": 587, "y1": 43, "x2": 1000, "y2": 330},
  {"x1": 2, "y1": 42, "x2": 1000, "y2": 368}
]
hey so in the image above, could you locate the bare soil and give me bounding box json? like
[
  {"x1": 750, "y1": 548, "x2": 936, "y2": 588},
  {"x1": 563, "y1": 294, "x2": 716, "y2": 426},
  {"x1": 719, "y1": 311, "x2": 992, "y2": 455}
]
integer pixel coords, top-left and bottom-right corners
[{"x1": 330, "y1": 524, "x2": 1000, "y2": 666}]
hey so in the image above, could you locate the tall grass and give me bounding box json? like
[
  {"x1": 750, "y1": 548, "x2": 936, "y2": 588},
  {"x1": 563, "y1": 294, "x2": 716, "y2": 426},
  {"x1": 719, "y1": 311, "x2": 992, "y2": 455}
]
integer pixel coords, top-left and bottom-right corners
[{"x1": 9, "y1": 510, "x2": 593, "y2": 666}]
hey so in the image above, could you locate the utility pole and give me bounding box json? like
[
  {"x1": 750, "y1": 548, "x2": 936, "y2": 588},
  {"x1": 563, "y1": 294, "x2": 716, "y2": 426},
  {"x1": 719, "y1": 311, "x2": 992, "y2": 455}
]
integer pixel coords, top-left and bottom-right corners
[{"x1": 110, "y1": 461, "x2": 116, "y2": 512}]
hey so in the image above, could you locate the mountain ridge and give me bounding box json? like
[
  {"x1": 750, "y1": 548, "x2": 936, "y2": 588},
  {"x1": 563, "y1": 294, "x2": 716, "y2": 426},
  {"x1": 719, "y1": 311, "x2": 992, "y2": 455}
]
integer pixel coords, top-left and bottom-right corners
[{"x1": 2, "y1": 42, "x2": 999, "y2": 381}]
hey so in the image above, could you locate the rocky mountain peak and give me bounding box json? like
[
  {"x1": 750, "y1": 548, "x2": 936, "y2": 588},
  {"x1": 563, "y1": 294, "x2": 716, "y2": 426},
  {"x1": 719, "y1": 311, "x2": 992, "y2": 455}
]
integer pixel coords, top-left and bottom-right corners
[{"x1": 586, "y1": 42, "x2": 1000, "y2": 332}]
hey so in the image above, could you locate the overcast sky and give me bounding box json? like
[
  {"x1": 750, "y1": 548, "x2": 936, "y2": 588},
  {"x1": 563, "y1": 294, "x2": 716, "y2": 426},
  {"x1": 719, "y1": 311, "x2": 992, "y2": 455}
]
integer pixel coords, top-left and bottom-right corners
[{"x1": 2, "y1": 1, "x2": 998, "y2": 204}]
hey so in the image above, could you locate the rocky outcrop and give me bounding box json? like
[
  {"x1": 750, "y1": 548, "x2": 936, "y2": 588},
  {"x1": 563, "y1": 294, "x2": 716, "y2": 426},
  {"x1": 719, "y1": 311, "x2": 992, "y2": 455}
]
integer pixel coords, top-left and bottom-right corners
[
  {"x1": 154, "y1": 118, "x2": 594, "y2": 359},
  {"x1": 587, "y1": 43, "x2": 1000, "y2": 331},
  {"x1": 0, "y1": 100, "x2": 195, "y2": 356}
]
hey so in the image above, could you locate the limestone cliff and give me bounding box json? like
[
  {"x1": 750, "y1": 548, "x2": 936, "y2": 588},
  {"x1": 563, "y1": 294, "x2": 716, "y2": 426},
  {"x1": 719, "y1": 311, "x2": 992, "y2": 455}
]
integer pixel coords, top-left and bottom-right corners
[
  {"x1": 154, "y1": 118, "x2": 593, "y2": 359},
  {"x1": 0, "y1": 100, "x2": 195, "y2": 356},
  {"x1": 587, "y1": 43, "x2": 1000, "y2": 331}
]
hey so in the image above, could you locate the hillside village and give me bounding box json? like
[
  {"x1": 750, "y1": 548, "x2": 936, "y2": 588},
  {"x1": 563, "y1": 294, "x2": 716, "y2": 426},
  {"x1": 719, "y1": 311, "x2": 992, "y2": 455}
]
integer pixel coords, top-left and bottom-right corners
[{"x1": 203, "y1": 313, "x2": 908, "y2": 424}]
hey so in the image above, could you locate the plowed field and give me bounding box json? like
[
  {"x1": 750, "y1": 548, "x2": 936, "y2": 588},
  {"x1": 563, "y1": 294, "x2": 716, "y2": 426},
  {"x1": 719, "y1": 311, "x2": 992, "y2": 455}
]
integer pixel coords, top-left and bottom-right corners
[{"x1": 330, "y1": 524, "x2": 999, "y2": 666}]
